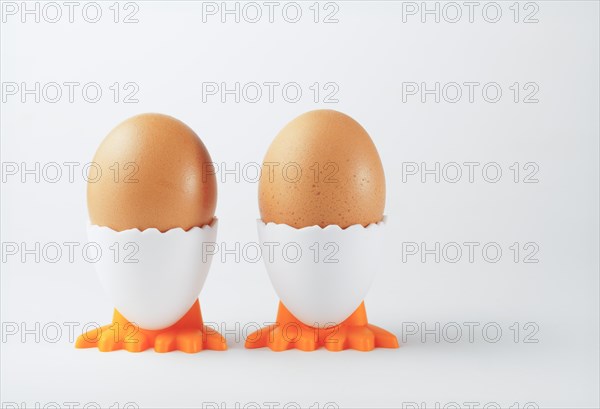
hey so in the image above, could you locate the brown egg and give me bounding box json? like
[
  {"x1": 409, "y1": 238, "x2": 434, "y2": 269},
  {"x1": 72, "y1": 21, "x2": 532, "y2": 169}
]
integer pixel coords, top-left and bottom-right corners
[
  {"x1": 88, "y1": 113, "x2": 217, "y2": 232},
  {"x1": 259, "y1": 109, "x2": 385, "y2": 229}
]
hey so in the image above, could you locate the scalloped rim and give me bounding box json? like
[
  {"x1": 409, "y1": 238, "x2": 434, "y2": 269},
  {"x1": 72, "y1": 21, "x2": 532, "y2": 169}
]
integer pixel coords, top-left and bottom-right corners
[
  {"x1": 257, "y1": 216, "x2": 387, "y2": 232},
  {"x1": 88, "y1": 217, "x2": 218, "y2": 235}
]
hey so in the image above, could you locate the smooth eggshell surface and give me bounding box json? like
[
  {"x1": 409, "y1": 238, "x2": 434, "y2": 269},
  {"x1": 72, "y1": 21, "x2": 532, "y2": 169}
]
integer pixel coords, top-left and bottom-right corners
[
  {"x1": 259, "y1": 110, "x2": 385, "y2": 228},
  {"x1": 88, "y1": 113, "x2": 217, "y2": 232}
]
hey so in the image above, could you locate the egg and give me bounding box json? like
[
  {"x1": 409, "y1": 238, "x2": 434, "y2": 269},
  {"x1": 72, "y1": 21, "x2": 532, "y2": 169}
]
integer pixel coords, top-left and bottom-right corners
[
  {"x1": 259, "y1": 109, "x2": 385, "y2": 228},
  {"x1": 88, "y1": 113, "x2": 217, "y2": 232}
]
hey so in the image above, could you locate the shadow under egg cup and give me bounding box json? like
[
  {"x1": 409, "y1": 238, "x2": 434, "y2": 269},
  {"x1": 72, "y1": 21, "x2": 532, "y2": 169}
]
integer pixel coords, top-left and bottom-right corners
[
  {"x1": 245, "y1": 217, "x2": 398, "y2": 351},
  {"x1": 75, "y1": 218, "x2": 227, "y2": 353}
]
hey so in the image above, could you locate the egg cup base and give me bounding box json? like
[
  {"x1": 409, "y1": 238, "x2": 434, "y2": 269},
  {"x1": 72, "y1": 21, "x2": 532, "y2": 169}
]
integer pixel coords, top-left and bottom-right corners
[
  {"x1": 75, "y1": 299, "x2": 227, "y2": 353},
  {"x1": 245, "y1": 301, "x2": 398, "y2": 351}
]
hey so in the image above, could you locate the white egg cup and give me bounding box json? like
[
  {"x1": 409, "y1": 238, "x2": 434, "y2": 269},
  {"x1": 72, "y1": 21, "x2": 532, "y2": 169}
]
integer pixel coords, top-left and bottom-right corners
[
  {"x1": 87, "y1": 218, "x2": 218, "y2": 330},
  {"x1": 256, "y1": 217, "x2": 386, "y2": 328}
]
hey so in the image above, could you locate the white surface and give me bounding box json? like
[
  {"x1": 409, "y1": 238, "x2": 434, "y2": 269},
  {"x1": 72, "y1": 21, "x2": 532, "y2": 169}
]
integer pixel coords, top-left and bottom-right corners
[
  {"x1": 258, "y1": 218, "x2": 384, "y2": 327},
  {"x1": 1, "y1": 1, "x2": 599, "y2": 408},
  {"x1": 88, "y1": 220, "x2": 217, "y2": 330}
]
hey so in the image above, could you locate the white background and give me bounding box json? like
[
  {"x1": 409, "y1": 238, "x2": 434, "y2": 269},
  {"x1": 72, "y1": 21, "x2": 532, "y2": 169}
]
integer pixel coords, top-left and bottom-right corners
[{"x1": 1, "y1": 1, "x2": 599, "y2": 408}]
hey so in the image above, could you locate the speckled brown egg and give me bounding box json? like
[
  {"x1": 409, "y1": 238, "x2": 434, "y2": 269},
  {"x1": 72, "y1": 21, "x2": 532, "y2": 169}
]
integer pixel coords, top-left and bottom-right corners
[
  {"x1": 259, "y1": 109, "x2": 385, "y2": 229},
  {"x1": 88, "y1": 113, "x2": 217, "y2": 232}
]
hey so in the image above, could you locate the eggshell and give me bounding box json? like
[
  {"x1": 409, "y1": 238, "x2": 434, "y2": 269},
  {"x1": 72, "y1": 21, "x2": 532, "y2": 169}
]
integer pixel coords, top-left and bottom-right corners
[
  {"x1": 88, "y1": 113, "x2": 217, "y2": 232},
  {"x1": 259, "y1": 110, "x2": 385, "y2": 228}
]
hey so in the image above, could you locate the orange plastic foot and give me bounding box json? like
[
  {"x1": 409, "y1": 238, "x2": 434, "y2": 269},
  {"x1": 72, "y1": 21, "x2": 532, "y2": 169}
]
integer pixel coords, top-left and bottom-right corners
[
  {"x1": 245, "y1": 301, "x2": 398, "y2": 351},
  {"x1": 75, "y1": 300, "x2": 227, "y2": 353}
]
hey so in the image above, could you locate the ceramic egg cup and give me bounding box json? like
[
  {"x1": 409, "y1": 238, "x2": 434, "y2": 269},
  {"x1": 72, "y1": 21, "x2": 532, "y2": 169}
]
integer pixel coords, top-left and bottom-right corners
[
  {"x1": 75, "y1": 219, "x2": 227, "y2": 353},
  {"x1": 244, "y1": 217, "x2": 399, "y2": 351}
]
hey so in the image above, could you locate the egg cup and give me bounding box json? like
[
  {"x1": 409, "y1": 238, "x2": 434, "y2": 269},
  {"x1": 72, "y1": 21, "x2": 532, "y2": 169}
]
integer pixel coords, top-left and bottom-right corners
[
  {"x1": 76, "y1": 219, "x2": 227, "y2": 353},
  {"x1": 245, "y1": 218, "x2": 398, "y2": 351}
]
